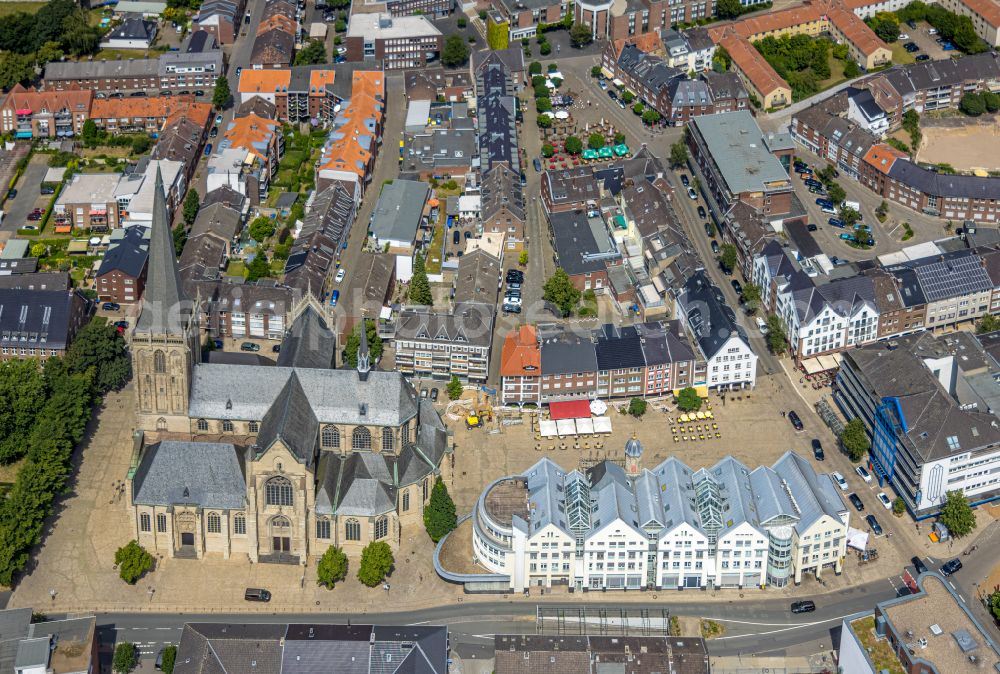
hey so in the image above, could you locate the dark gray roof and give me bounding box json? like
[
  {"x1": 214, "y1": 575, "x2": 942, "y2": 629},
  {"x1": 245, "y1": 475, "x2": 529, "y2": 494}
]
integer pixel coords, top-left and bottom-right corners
[
  {"x1": 284, "y1": 183, "x2": 355, "y2": 294},
  {"x1": 99, "y1": 225, "x2": 149, "y2": 278},
  {"x1": 174, "y1": 624, "x2": 285, "y2": 674},
  {"x1": 0, "y1": 288, "x2": 85, "y2": 351},
  {"x1": 250, "y1": 28, "x2": 293, "y2": 67},
  {"x1": 473, "y1": 48, "x2": 524, "y2": 75},
  {"x1": 276, "y1": 305, "x2": 336, "y2": 370},
  {"x1": 678, "y1": 270, "x2": 749, "y2": 360},
  {"x1": 0, "y1": 608, "x2": 32, "y2": 674},
  {"x1": 888, "y1": 158, "x2": 1000, "y2": 201},
  {"x1": 317, "y1": 451, "x2": 396, "y2": 517},
  {"x1": 543, "y1": 167, "x2": 599, "y2": 209},
  {"x1": 132, "y1": 441, "x2": 246, "y2": 509},
  {"x1": 618, "y1": 43, "x2": 681, "y2": 95},
  {"x1": 702, "y1": 70, "x2": 748, "y2": 102},
  {"x1": 370, "y1": 180, "x2": 428, "y2": 245},
  {"x1": 184, "y1": 29, "x2": 216, "y2": 53},
  {"x1": 477, "y1": 62, "x2": 519, "y2": 174},
  {"x1": 454, "y1": 249, "x2": 500, "y2": 305},
  {"x1": 395, "y1": 302, "x2": 494, "y2": 348},
  {"x1": 0, "y1": 271, "x2": 69, "y2": 291},
  {"x1": 203, "y1": 185, "x2": 247, "y2": 211},
  {"x1": 668, "y1": 77, "x2": 711, "y2": 108},
  {"x1": 236, "y1": 96, "x2": 277, "y2": 120},
  {"x1": 784, "y1": 220, "x2": 823, "y2": 258},
  {"x1": 480, "y1": 165, "x2": 525, "y2": 223},
  {"x1": 104, "y1": 17, "x2": 157, "y2": 41},
  {"x1": 848, "y1": 87, "x2": 884, "y2": 119},
  {"x1": 136, "y1": 167, "x2": 189, "y2": 335},
  {"x1": 45, "y1": 58, "x2": 159, "y2": 81},
  {"x1": 881, "y1": 51, "x2": 1000, "y2": 98},
  {"x1": 594, "y1": 323, "x2": 646, "y2": 370},
  {"x1": 255, "y1": 371, "x2": 319, "y2": 466},
  {"x1": 637, "y1": 320, "x2": 695, "y2": 365},
  {"x1": 540, "y1": 332, "x2": 598, "y2": 376},
  {"x1": 548, "y1": 210, "x2": 618, "y2": 277}
]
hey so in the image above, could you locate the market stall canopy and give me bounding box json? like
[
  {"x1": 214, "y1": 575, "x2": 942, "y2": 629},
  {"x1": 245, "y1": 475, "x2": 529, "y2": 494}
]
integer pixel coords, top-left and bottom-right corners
[{"x1": 549, "y1": 400, "x2": 592, "y2": 420}]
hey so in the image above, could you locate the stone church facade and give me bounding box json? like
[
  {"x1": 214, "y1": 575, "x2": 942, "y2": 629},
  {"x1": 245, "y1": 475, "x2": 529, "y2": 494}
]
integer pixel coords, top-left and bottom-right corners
[{"x1": 125, "y1": 170, "x2": 453, "y2": 564}]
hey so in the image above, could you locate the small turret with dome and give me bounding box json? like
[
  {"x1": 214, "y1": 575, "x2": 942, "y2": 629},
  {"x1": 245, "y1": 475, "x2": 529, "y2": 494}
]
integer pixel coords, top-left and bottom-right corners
[{"x1": 624, "y1": 434, "x2": 643, "y2": 476}]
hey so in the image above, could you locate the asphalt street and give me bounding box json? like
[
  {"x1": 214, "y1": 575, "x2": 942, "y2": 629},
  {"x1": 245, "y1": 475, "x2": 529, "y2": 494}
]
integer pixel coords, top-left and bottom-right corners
[{"x1": 2, "y1": 156, "x2": 49, "y2": 233}]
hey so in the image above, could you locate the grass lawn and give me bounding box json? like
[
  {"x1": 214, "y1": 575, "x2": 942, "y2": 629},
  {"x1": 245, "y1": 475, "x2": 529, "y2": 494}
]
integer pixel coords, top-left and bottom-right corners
[
  {"x1": 818, "y1": 56, "x2": 848, "y2": 90},
  {"x1": 0, "y1": 458, "x2": 25, "y2": 484},
  {"x1": 890, "y1": 42, "x2": 916, "y2": 65},
  {"x1": 226, "y1": 260, "x2": 246, "y2": 277},
  {"x1": 0, "y1": 2, "x2": 45, "y2": 17},
  {"x1": 80, "y1": 146, "x2": 132, "y2": 159},
  {"x1": 92, "y1": 48, "x2": 152, "y2": 61},
  {"x1": 851, "y1": 617, "x2": 904, "y2": 674},
  {"x1": 426, "y1": 220, "x2": 444, "y2": 275}
]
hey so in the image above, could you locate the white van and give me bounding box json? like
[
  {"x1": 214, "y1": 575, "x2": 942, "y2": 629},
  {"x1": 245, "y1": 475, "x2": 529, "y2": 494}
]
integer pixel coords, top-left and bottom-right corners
[{"x1": 756, "y1": 316, "x2": 768, "y2": 334}]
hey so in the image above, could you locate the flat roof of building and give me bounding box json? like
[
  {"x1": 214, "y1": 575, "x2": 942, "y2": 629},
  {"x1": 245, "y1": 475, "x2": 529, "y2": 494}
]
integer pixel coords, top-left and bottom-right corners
[
  {"x1": 346, "y1": 12, "x2": 441, "y2": 39},
  {"x1": 690, "y1": 111, "x2": 790, "y2": 195}
]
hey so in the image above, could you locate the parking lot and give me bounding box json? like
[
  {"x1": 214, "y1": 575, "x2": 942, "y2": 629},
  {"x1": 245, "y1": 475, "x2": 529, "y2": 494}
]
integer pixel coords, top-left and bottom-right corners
[{"x1": 899, "y1": 20, "x2": 959, "y2": 62}]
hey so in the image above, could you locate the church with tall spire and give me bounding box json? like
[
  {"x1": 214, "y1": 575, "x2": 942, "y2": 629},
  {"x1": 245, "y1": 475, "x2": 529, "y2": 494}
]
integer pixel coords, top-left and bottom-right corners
[{"x1": 126, "y1": 176, "x2": 452, "y2": 564}]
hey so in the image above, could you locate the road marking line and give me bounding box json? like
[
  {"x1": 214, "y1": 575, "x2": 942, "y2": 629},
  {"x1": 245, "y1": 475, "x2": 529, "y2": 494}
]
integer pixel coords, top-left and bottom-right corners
[{"x1": 712, "y1": 613, "x2": 852, "y2": 641}]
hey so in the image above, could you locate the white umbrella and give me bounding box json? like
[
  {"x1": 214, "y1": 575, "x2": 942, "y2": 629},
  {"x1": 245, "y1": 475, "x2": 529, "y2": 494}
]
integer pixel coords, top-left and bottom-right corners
[
  {"x1": 555, "y1": 111, "x2": 570, "y2": 120},
  {"x1": 590, "y1": 399, "x2": 607, "y2": 415}
]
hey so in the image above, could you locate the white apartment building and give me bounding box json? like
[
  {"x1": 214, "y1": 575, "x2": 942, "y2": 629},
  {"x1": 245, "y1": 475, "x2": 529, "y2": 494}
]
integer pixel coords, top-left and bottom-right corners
[
  {"x1": 469, "y1": 444, "x2": 848, "y2": 592},
  {"x1": 676, "y1": 271, "x2": 758, "y2": 391}
]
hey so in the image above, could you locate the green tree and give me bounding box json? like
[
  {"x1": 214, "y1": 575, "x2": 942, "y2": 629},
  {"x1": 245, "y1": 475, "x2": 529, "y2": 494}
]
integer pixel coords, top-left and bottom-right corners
[
  {"x1": 543, "y1": 268, "x2": 581, "y2": 316},
  {"x1": 447, "y1": 374, "x2": 463, "y2": 400},
  {"x1": 212, "y1": 76, "x2": 230, "y2": 110},
  {"x1": 518, "y1": 250, "x2": 528, "y2": 266},
  {"x1": 869, "y1": 13, "x2": 900, "y2": 42},
  {"x1": 892, "y1": 496, "x2": 906, "y2": 516},
  {"x1": 65, "y1": 320, "x2": 131, "y2": 393},
  {"x1": 409, "y1": 253, "x2": 433, "y2": 306},
  {"x1": 540, "y1": 42, "x2": 551, "y2": 56},
  {"x1": 30, "y1": 242, "x2": 46, "y2": 258},
  {"x1": 294, "y1": 39, "x2": 327, "y2": 65},
  {"x1": 642, "y1": 109, "x2": 661, "y2": 125},
  {"x1": 628, "y1": 397, "x2": 648, "y2": 417},
  {"x1": 115, "y1": 540, "x2": 154, "y2": 585},
  {"x1": 182, "y1": 188, "x2": 200, "y2": 226},
  {"x1": 590, "y1": 65, "x2": 602, "y2": 77},
  {"x1": 536, "y1": 115, "x2": 553, "y2": 129},
  {"x1": 976, "y1": 314, "x2": 1000, "y2": 334},
  {"x1": 843, "y1": 60, "x2": 860, "y2": 78},
  {"x1": 357, "y1": 541, "x2": 394, "y2": 587},
  {"x1": 541, "y1": 143, "x2": 554, "y2": 158},
  {"x1": 564, "y1": 135, "x2": 583, "y2": 155},
  {"x1": 982, "y1": 91, "x2": 1000, "y2": 113},
  {"x1": 442, "y1": 34, "x2": 470, "y2": 67},
  {"x1": 588, "y1": 132, "x2": 605, "y2": 150},
  {"x1": 613, "y1": 132, "x2": 626, "y2": 144},
  {"x1": 536, "y1": 97, "x2": 552, "y2": 113},
  {"x1": 669, "y1": 140, "x2": 689, "y2": 168},
  {"x1": 172, "y1": 223, "x2": 187, "y2": 258},
  {"x1": 245, "y1": 254, "x2": 271, "y2": 282},
  {"x1": 343, "y1": 320, "x2": 384, "y2": 367},
  {"x1": 424, "y1": 477, "x2": 457, "y2": 542},
  {"x1": 960, "y1": 92, "x2": 987, "y2": 116},
  {"x1": 676, "y1": 387, "x2": 702, "y2": 412},
  {"x1": 0, "y1": 52, "x2": 34, "y2": 91},
  {"x1": 632, "y1": 102, "x2": 644, "y2": 115},
  {"x1": 840, "y1": 206, "x2": 861, "y2": 228},
  {"x1": 249, "y1": 216, "x2": 276, "y2": 242},
  {"x1": 529, "y1": 61, "x2": 542, "y2": 75},
  {"x1": 827, "y1": 182, "x2": 846, "y2": 206},
  {"x1": 716, "y1": 0, "x2": 743, "y2": 19},
  {"x1": 766, "y1": 314, "x2": 788, "y2": 355},
  {"x1": 742, "y1": 283, "x2": 762, "y2": 315},
  {"x1": 81, "y1": 119, "x2": 98, "y2": 145},
  {"x1": 569, "y1": 22, "x2": 592, "y2": 47},
  {"x1": 621, "y1": 90, "x2": 635, "y2": 104},
  {"x1": 156, "y1": 646, "x2": 176, "y2": 674},
  {"x1": 456, "y1": 15, "x2": 467, "y2": 28},
  {"x1": 0, "y1": 360, "x2": 48, "y2": 465},
  {"x1": 713, "y1": 45, "x2": 732, "y2": 72},
  {"x1": 840, "y1": 418, "x2": 870, "y2": 462},
  {"x1": 939, "y1": 489, "x2": 976, "y2": 537},
  {"x1": 316, "y1": 545, "x2": 348, "y2": 589},
  {"x1": 832, "y1": 42, "x2": 850, "y2": 60},
  {"x1": 719, "y1": 243, "x2": 738, "y2": 272},
  {"x1": 113, "y1": 643, "x2": 138, "y2": 674}
]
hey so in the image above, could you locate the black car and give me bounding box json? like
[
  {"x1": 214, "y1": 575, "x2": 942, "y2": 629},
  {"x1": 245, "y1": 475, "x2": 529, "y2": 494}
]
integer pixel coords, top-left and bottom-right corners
[
  {"x1": 916, "y1": 54, "x2": 931, "y2": 61},
  {"x1": 811, "y1": 438, "x2": 824, "y2": 460},
  {"x1": 731, "y1": 279, "x2": 742, "y2": 294},
  {"x1": 430, "y1": 388, "x2": 439, "y2": 401},
  {"x1": 272, "y1": 344, "x2": 281, "y2": 353},
  {"x1": 906, "y1": 18, "x2": 917, "y2": 28},
  {"x1": 790, "y1": 600, "x2": 816, "y2": 614},
  {"x1": 865, "y1": 514, "x2": 883, "y2": 536},
  {"x1": 6, "y1": 188, "x2": 15, "y2": 199},
  {"x1": 807, "y1": 223, "x2": 818, "y2": 231},
  {"x1": 711, "y1": 240, "x2": 720, "y2": 254},
  {"x1": 130, "y1": 91, "x2": 147, "y2": 97},
  {"x1": 453, "y1": 230, "x2": 461, "y2": 244},
  {"x1": 209, "y1": 127, "x2": 218, "y2": 138},
  {"x1": 697, "y1": 205, "x2": 706, "y2": 218},
  {"x1": 704, "y1": 222, "x2": 714, "y2": 237},
  {"x1": 788, "y1": 410, "x2": 803, "y2": 431},
  {"x1": 194, "y1": 90, "x2": 205, "y2": 97},
  {"x1": 506, "y1": 273, "x2": 524, "y2": 284},
  {"x1": 849, "y1": 493, "x2": 865, "y2": 511},
  {"x1": 102, "y1": 302, "x2": 121, "y2": 312},
  {"x1": 40, "y1": 185, "x2": 55, "y2": 194},
  {"x1": 244, "y1": 588, "x2": 271, "y2": 602},
  {"x1": 941, "y1": 558, "x2": 963, "y2": 576},
  {"x1": 912, "y1": 556, "x2": 928, "y2": 575},
  {"x1": 680, "y1": 174, "x2": 689, "y2": 187}
]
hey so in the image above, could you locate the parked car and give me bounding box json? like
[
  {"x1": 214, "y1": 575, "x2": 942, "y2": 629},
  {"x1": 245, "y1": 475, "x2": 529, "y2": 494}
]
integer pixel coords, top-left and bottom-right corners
[
  {"x1": 730, "y1": 279, "x2": 742, "y2": 295},
  {"x1": 430, "y1": 388, "x2": 439, "y2": 401},
  {"x1": 102, "y1": 302, "x2": 121, "y2": 312},
  {"x1": 215, "y1": 114, "x2": 224, "y2": 125},
  {"x1": 533, "y1": 158, "x2": 542, "y2": 172},
  {"x1": 244, "y1": 588, "x2": 271, "y2": 602},
  {"x1": 916, "y1": 54, "x2": 930, "y2": 61},
  {"x1": 877, "y1": 492, "x2": 892, "y2": 509},
  {"x1": 213, "y1": 339, "x2": 224, "y2": 349},
  {"x1": 130, "y1": 91, "x2": 147, "y2": 97},
  {"x1": 711, "y1": 240, "x2": 720, "y2": 254},
  {"x1": 40, "y1": 185, "x2": 55, "y2": 194},
  {"x1": 203, "y1": 143, "x2": 213, "y2": 157},
  {"x1": 420, "y1": 388, "x2": 429, "y2": 398},
  {"x1": 828, "y1": 217, "x2": 844, "y2": 228},
  {"x1": 687, "y1": 187, "x2": 697, "y2": 200},
  {"x1": 790, "y1": 600, "x2": 816, "y2": 614},
  {"x1": 849, "y1": 493, "x2": 865, "y2": 511},
  {"x1": 756, "y1": 315, "x2": 768, "y2": 334},
  {"x1": 832, "y1": 471, "x2": 848, "y2": 491},
  {"x1": 856, "y1": 465, "x2": 873, "y2": 483},
  {"x1": 680, "y1": 174, "x2": 689, "y2": 187},
  {"x1": 816, "y1": 198, "x2": 833, "y2": 207},
  {"x1": 809, "y1": 187, "x2": 826, "y2": 195},
  {"x1": 503, "y1": 302, "x2": 522, "y2": 314},
  {"x1": 209, "y1": 127, "x2": 218, "y2": 138},
  {"x1": 335, "y1": 268, "x2": 346, "y2": 283},
  {"x1": 788, "y1": 410, "x2": 803, "y2": 431},
  {"x1": 20, "y1": 224, "x2": 37, "y2": 231},
  {"x1": 6, "y1": 188, "x2": 15, "y2": 199},
  {"x1": 194, "y1": 90, "x2": 205, "y2": 97},
  {"x1": 329, "y1": 289, "x2": 340, "y2": 306},
  {"x1": 697, "y1": 205, "x2": 706, "y2": 218},
  {"x1": 941, "y1": 558, "x2": 962, "y2": 576},
  {"x1": 898, "y1": 32, "x2": 909, "y2": 39},
  {"x1": 912, "y1": 556, "x2": 928, "y2": 575},
  {"x1": 506, "y1": 269, "x2": 524, "y2": 282},
  {"x1": 453, "y1": 230, "x2": 461, "y2": 244},
  {"x1": 866, "y1": 514, "x2": 883, "y2": 536},
  {"x1": 807, "y1": 223, "x2": 818, "y2": 231},
  {"x1": 811, "y1": 438, "x2": 824, "y2": 460},
  {"x1": 240, "y1": 342, "x2": 260, "y2": 352}
]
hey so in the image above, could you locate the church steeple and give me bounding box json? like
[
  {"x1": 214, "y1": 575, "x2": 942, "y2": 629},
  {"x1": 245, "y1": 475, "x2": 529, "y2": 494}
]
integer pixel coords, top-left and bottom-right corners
[
  {"x1": 135, "y1": 166, "x2": 188, "y2": 336},
  {"x1": 357, "y1": 318, "x2": 371, "y2": 381}
]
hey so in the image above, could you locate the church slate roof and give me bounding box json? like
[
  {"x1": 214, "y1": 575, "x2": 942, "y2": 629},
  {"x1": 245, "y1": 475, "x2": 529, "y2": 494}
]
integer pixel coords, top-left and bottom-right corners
[
  {"x1": 132, "y1": 441, "x2": 246, "y2": 509},
  {"x1": 315, "y1": 452, "x2": 397, "y2": 517},
  {"x1": 255, "y1": 371, "x2": 319, "y2": 467},
  {"x1": 275, "y1": 305, "x2": 337, "y2": 370},
  {"x1": 135, "y1": 167, "x2": 188, "y2": 335},
  {"x1": 188, "y1": 364, "x2": 420, "y2": 428}
]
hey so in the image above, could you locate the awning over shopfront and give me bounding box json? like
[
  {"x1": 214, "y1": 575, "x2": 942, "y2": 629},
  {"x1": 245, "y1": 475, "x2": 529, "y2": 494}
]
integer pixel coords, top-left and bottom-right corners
[
  {"x1": 600, "y1": 67, "x2": 614, "y2": 79},
  {"x1": 549, "y1": 399, "x2": 592, "y2": 420}
]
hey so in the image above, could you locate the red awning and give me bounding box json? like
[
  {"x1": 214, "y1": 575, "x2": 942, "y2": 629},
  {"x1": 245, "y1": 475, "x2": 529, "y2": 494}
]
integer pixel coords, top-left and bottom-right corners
[
  {"x1": 15, "y1": 109, "x2": 32, "y2": 115},
  {"x1": 549, "y1": 400, "x2": 592, "y2": 421}
]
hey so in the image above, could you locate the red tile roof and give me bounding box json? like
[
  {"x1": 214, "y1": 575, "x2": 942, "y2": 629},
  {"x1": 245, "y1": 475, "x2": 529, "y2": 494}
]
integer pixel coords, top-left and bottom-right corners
[
  {"x1": 863, "y1": 143, "x2": 906, "y2": 174},
  {"x1": 500, "y1": 325, "x2": 540, "y2": 377}
]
